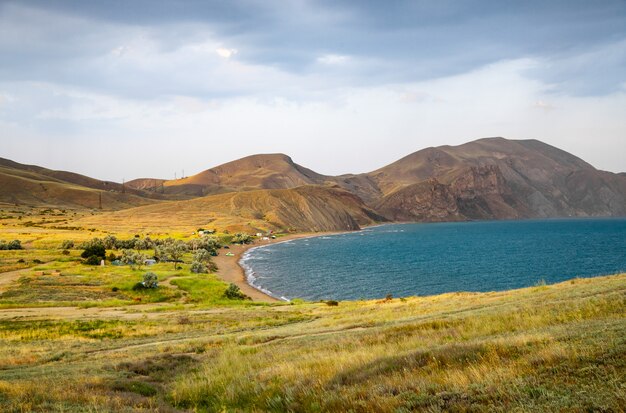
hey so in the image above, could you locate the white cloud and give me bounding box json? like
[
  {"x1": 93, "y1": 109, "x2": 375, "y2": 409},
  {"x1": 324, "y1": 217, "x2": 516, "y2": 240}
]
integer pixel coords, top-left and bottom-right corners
[
  {"x1": 532, "y1": 100, "x2": 555, "y2": 111},
  {"x1": 317, "y1": 54, "x2": 349, "y2": 65},
  {"x1": 216, "y1": 47, "x2": 238, "y2": 58}
]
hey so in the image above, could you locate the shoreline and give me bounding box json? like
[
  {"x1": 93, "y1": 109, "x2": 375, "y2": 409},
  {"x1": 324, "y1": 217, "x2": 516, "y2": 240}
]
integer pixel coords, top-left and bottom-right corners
[{"x1": 213, "y1": 231, "x2": 345, "y2": 302}]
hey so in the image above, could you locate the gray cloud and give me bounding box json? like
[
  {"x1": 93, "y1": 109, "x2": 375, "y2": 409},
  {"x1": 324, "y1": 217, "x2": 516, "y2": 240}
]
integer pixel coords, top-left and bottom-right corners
[{"x1": 1, "y1": 0, "x2": 625, "y2": 99}]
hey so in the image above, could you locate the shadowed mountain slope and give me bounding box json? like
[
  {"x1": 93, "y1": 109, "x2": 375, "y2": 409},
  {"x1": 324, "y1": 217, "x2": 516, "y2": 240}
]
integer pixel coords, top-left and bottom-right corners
[
  {"x1": 3, "y1": 137, "x2": 625, "y2": 227},
  {"x1": 78, "y1": 185, "x2": 385, "y2": 233}
]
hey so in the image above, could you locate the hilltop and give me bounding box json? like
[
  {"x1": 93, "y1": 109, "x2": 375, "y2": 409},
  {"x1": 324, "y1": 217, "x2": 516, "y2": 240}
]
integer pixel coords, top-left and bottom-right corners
[{"x1": 2, "y1": 137, "x2": 625, "y2": 232}]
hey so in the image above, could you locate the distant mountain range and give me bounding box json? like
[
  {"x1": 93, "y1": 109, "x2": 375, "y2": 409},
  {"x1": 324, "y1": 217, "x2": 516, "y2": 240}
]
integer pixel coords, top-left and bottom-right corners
[{"x1": 2, "y1": 137, "x2": 625, "y2": 232}]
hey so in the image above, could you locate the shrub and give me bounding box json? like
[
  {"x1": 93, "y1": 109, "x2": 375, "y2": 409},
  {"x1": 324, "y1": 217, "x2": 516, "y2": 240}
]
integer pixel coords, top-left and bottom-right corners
[
  {"x1": 108, "y1": 252, "x2": 117, "y2": 261},
  {"x1": 326, "y1": 300, "x2": 339, "y2": 306},
  {"x1": 142, "y1": 272, "x2": 158, "y2": 289},
  {"x1": 121, "y1": 249, "x2": 147, "y2": 270},
  {"x1": 81, "y1": 244, "x2": 105, "y2": 260},
  {"x1": 111, "y1": 287, "x2": 119, "y2": 292},
  {"x1": 62, "y1": 249, "x2": 70, "y2": 255},
  {"x1": 132, "y1": 282, "x2": 147, "y2": 291},
  {"x1": 232, "y1": 233, "x2": 253, "y2": 244},
  {"x1": 33, "y1": 259, "x2": 43, "y2": 264},
  {"x1": 84, "y1": 255, "x2": 101, "y2": 265},
  {"x1": 224, "y1": 283, "x2": 249, "y2": 300},
  {"x1": 17, "y1": 259, "x2": 25, "y2": 263},
  {"x1": 0, "y1": 240, "x2": 23, "y2": 250},
  {"x1": 60, "y1": 240, "x2": 74, "y2": 249},
  {"x1": 190, "y1": 261, "x2": 207, "y2": 274}
]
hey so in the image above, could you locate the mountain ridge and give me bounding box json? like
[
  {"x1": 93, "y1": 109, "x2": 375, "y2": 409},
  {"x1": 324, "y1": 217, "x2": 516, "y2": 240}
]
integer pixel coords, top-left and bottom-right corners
[{"x1": 2, "y1": 137, "x2": 625, "y2": 232}]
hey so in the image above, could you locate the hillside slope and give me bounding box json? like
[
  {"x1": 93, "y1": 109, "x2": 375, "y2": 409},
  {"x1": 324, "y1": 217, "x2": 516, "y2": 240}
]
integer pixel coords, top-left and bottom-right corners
[
  {"x1": 365, "y1": 138, "x2": 626, "y2": 221},
  {"x1": 127, "y1": 153, "x2": 331, "y2": 197},
  {"x1": 0, "y1": 164, "x2": 155, "y2": 210},
  {"x1": 4, "y1": 137, "x2": 625, "y2": 223},
  {"x1": 77, "y1": 185, "x2": 385, "y2": 233}
]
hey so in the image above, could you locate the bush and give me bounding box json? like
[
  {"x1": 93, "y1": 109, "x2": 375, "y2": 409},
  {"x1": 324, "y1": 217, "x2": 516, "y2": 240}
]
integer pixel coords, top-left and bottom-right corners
[
  {"x1": 62, "y1": 249, "x2": 70, "y2": 255},
  {"x1": 84, "y1": 255, "x2": 101, "y2": 265},
  {"x1": 81, "y1": 244, "x2": 105, "y2": 260},
  {"x1": 190, "y1": 261, "x2": 207, "y2": 274},
  {"x1": 60, "y1": 240, "x2": 74, "y2": 250},
  {"x1": 17, "y1": 259, "x2": 25, "y2": 263},
  {"x1": 326, "y1": 300, "x2": 339, "y2": 306},
  {"x1": 121, "y1": 249, "x2": 147, "y2": 270},
  {"x1": 33, "y1": 259, "x2": 43, "y2": 264},
  {"x1": 108, "y1": 252, "x2": 117, "y2": 261},
  {"x1": 0, "y1": 240, "x2": 23, "y2": 250},
  {"x1": 223, "y1": 283, "x2": 249, "y2": 300},
  {"x1": 111, "y1": 287, "x2": 119, "y2": 292},
  {"x1": 132, "y1": 282, "x2": 147, "y2": 291},
  {"x1": 142, "y1": 272, "x2": 158, "y2": 289},
  {"x1": 232, "y1": 233, "x2": 253, "y2": 244}
]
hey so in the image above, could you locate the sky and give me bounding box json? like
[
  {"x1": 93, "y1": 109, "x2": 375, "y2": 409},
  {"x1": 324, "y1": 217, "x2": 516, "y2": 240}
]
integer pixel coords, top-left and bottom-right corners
[{"x1": 1, "y1": 0, "x2": 625, "y2": 182}]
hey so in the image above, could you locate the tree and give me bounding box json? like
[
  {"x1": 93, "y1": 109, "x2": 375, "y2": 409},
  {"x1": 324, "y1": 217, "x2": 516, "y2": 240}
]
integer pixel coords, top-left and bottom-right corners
[
  {"x1": 155, "y1": 240, "x2": 187, "y2": 269},
  {"x1": 167, "y1": 241, "x2": 187, "y2": 269},
  {"x1": 193, "y1": 249, "x2": 217, "y2": 272},
  {"x1": 103, "y1": 235, "x2": 117, "y2": 250},
  {"x1": 121, "y1": 249, "x2": 147, "y2": 270},
  {"x1": 81, "y1": 243, "x2": 105, "y2": 260},
  {"x1": 232, "y1": 233, "x2": 253, "y2": 244}
]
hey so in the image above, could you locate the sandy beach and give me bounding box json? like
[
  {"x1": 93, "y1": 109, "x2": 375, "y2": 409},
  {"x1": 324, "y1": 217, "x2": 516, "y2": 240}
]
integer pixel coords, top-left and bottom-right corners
[{"x1": 212, "y1": 232, "x2": 335, "y2": 302}]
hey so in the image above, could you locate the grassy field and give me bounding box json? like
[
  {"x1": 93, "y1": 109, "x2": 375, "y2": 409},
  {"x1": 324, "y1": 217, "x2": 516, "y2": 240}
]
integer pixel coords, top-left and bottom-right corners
[{"x1": 0, "y1": 206, "x2": 625, "y2": 412}]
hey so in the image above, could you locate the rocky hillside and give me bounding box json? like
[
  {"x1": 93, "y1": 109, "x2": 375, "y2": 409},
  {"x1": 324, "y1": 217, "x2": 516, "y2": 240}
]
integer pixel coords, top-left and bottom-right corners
[
  {"x1": 364, "y1": 138, "x2": 626, "y2": 221},
  {"x1": 78, "y1": 185, "x2": 385, "y2": 233},
  {"x1": 3, "y1": 137, "x2": 625, "y2": 230}
]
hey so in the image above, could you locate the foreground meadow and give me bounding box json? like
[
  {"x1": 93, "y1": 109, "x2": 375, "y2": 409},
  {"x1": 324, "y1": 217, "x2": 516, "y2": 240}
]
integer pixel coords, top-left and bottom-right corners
[{"x1": 0, "y1": 207, "x2": 625, "y2": 412}]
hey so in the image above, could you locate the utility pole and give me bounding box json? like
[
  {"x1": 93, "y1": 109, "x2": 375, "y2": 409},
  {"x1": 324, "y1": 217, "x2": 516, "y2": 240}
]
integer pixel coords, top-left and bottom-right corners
[
  {"x1": 122, "y1": 178, "x2": 126, "y2": 194},
  {"x1": 98, "y1": 192, "x2": 102, "y2": 209}
]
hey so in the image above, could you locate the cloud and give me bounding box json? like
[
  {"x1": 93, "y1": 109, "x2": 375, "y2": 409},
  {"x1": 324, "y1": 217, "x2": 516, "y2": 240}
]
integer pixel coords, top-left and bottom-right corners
[
  {"x1": 532, "y1": 100, "x2": 555, "y2": 111},
  {"x1": 317, "y1": 54, "x2": 349, "y2": 65},
  {"x1": 0, "y1": 1, "x2": 624, "y2": 179},
  {"x1": 215, "y1": 47, "x2": 238, "y2": 59}
]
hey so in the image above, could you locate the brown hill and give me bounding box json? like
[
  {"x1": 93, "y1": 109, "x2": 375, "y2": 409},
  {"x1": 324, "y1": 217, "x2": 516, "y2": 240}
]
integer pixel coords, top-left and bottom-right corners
[
  {"x1": 127, "y1": 154, "x2": 330, "y2": 197},
  {"x1": 365, "y1": 138, "x2": 626, "y2": 220},
  {"x1": 3, "y1": 137, "x2": 624, "y2": 228},
  {"x1": 0, "y1": 158, "x2": 156, "y2": 210},
  {"x1": 77, "y1": 185, "x2": 385, "y2": 233}
]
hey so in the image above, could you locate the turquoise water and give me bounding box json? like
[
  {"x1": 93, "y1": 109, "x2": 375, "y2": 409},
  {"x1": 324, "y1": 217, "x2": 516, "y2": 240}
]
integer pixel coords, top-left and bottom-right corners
[{"x1": 241, "y1": 218, "x2": 626, "y2": 301}]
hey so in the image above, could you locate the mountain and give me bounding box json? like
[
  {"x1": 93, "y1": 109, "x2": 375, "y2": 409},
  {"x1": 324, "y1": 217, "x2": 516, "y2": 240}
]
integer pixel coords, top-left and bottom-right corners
[
  {"x1": 0, "y1": 158, "x2": 156, "y2": 210},
  {"x1": 78, "y1": 185, "x2": 385, "y2": 233},
  {"x1": 365, "y1": 138, "x2": 626, "y2": 221},
  {"x1": 127, "y1": 154, "x2": 330, "y2": 197},
  {"x1": 3, "y1": 137, "x2": 625, "y2": 230}
]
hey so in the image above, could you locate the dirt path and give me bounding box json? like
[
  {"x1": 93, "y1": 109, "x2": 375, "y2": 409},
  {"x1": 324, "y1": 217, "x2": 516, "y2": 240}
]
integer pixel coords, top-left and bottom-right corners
[
  {"x1": 0, "y1": 304, "x2": 230, "y2": 321},
  {"x1": 0, "y1": 266, "x2": 31, "y2": 293}
]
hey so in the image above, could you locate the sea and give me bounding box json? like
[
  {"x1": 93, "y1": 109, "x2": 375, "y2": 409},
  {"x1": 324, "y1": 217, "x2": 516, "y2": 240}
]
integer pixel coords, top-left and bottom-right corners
[{"x1": 240, "y1": 218, "x2": 626, "y2": 301}]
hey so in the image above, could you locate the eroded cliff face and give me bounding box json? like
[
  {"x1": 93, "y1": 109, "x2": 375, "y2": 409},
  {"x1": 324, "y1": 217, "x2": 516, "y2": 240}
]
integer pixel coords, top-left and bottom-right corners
[{"x1": 375, "y1": 164, "x2": 522, "y2": 221}]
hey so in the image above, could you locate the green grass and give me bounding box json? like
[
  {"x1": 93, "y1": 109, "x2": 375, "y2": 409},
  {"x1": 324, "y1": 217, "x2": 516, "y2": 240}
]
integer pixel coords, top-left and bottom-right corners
[
  {"x1": 0, "y1": 212, "x2": 624, "y2": 411},
  {"x1": 0, "y1": 273, "x2": 623, "y2": 412}
]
